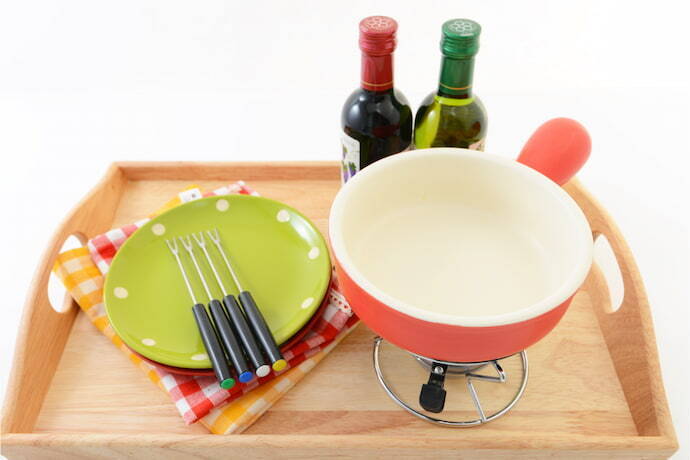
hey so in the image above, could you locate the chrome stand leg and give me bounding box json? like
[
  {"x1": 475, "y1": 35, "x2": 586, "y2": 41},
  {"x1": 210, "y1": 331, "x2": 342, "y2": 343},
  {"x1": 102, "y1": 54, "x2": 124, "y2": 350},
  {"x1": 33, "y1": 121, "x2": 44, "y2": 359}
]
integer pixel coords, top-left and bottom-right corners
[{"x1": 372, "y1": 337, "x2": 529, "y2": 427}]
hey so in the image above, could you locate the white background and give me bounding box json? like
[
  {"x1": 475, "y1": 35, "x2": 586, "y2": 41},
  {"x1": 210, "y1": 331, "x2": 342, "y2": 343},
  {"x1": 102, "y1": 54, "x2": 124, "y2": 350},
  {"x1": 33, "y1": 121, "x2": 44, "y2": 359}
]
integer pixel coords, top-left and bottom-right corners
[{"x1": 0, "y1": 0, "x2": 688, "y2": 457}]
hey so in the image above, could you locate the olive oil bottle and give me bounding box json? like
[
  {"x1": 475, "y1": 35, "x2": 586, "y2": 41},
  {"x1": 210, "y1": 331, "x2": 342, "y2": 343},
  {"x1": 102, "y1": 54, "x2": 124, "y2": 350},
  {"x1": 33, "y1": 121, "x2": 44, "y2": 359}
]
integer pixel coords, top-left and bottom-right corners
[{"x1": 414, "y1": 19, "x2": 487, "y2": 150}]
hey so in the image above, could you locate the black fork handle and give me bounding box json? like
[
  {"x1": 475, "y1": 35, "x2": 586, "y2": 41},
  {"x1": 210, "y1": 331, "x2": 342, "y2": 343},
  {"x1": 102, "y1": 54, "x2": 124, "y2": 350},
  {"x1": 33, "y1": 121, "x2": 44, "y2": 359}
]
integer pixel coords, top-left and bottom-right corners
[
  {"x1": 238, "y1": 291, "x2": 284, "y2": 366},
  {"x1": 192, "y1": 303, "x2": 234, "y2": 389}
]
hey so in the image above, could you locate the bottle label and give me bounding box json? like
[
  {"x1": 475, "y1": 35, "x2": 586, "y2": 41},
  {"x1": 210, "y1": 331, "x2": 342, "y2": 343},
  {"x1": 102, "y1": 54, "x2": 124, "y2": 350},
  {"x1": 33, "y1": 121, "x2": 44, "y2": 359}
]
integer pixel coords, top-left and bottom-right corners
[
  {"x1": 341, "y1": 132, "x2": 361, "y2": 183},
  {"x1": 469, "y1": 138, "x2": 485, "y2": 151}
]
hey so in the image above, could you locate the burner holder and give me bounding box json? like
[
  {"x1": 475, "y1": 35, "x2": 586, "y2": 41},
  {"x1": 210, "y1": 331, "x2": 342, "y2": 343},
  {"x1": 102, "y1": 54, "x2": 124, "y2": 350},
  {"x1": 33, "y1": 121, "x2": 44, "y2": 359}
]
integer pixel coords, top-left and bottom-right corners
[{"x1": 373, "y1": 336, "x2": 529, "y2": 427}]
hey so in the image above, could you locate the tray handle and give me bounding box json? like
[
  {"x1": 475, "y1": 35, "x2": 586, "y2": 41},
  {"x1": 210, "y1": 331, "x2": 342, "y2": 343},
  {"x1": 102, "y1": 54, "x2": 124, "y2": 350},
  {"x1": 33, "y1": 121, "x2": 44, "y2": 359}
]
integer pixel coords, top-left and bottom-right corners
[
  {"x1": 563, "y1": 179, "x2": 651, "y2": 320},
  {"x1": 564, "y1": 179, "x2": 676, "y2": 440},
  {"x1": 2, "y1": 164, "x2": 127, "y2": 433}
]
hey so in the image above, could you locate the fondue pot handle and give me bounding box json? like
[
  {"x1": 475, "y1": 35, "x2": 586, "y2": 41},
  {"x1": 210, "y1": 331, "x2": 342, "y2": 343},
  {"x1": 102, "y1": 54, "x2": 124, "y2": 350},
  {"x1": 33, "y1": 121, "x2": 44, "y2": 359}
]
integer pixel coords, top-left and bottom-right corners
[{"x1": 517, "y1": 117, "x2": 591, "y2": 186}]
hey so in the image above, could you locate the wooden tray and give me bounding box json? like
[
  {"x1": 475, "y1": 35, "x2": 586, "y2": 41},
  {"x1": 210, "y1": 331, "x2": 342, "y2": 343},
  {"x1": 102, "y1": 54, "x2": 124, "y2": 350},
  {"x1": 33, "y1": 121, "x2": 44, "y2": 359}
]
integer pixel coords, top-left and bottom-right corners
[{"x1": 1, "y1": 162, "x2": 678, "y2": 459}]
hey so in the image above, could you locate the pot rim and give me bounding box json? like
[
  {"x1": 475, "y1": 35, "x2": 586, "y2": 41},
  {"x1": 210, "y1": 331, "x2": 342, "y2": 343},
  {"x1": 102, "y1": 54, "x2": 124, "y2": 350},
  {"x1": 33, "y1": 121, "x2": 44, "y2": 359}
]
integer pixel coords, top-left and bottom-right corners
[{"x1": 329, "y1": 148, "x2": 593, "y2": 327}]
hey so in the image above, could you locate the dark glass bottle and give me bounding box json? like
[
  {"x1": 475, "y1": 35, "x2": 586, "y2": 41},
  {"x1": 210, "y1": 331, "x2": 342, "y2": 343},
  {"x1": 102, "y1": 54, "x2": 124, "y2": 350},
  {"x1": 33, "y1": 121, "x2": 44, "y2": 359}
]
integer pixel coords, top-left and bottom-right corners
[{"x1": 341, "y1": 16, "x2": 412, "y2": 182}]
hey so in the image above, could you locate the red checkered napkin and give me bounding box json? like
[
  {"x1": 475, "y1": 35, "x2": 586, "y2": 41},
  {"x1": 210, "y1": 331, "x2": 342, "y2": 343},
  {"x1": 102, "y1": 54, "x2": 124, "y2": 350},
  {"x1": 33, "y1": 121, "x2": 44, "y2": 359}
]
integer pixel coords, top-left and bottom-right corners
[{"x1": 86, "y1": 181, "x2": 357, "y2": 424}]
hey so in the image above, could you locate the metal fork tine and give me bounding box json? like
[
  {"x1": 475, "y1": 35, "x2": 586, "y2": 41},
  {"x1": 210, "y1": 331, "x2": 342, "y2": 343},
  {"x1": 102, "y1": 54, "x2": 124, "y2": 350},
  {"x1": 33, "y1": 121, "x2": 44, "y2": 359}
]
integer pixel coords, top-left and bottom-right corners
[
  {"x1": 178, "y1": 235, "x2": 193, "y2": 252},
  {"x1": 206, "y1": 228, "x2": 220, "y2": 244},
  {"x1": 165, "y1": 238, "x2": 178, "y2": 255},
  {"x1": 195, "y1": 233, "x2": 227, "y2": 294},
  {"x1": 205, "y1": 229, "x2": 243, "y2": 292},
  {"x1": 164, "y1": 239, "x2": 196, "y2": 304},
  {"x1": 192, "y1": 232, "x2": 206, "y2": 248},
  {"x1": 181, "y1": 234, "x2": 215, "y2": 301}
]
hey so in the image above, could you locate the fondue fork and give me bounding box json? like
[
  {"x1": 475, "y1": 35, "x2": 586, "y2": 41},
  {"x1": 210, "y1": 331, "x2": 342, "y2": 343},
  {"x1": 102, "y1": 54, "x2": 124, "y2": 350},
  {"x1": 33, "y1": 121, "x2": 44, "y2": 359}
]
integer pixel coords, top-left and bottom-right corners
[
  {"x1": 191, "y1": 232, "x2": 255, "y2": 383},
  {"x1": 192, "y1": 231, "x2": 269, "y2": 378},
  {"x1": 207, "y1": 229, "x2": 287, "y2": 373},
  {"x1": 179, "y1": 235, "x2": 251, "y2": 385},
  {"x1": 165, "y1": 238, "x2": 234, "y2": 390}
]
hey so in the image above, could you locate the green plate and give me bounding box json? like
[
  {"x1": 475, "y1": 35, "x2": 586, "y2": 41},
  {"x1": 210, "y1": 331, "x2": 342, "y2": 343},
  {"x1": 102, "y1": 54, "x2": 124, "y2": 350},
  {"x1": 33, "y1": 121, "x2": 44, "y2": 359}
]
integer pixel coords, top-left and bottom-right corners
[{"x1": 104, "y1": 195, "x2": 331, "y2": 369}]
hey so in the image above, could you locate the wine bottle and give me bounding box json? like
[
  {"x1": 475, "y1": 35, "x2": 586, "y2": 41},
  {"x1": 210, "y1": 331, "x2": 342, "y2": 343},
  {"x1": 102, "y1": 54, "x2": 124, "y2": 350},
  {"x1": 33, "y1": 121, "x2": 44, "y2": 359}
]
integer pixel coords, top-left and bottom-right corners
[
  {"x1": 414, "y1": 19, "x2": 487, "y2": 150},
  {"x1": 341, "y1": 16, "x2": 413, "y2": 182}
]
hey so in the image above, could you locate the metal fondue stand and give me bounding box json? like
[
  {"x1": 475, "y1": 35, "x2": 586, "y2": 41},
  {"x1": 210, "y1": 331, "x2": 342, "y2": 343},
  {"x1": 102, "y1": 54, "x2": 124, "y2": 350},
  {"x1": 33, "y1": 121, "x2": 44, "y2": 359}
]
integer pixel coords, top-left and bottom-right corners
[{"x1": 373, "y1": 337, "x2": 529, "y2": 426}]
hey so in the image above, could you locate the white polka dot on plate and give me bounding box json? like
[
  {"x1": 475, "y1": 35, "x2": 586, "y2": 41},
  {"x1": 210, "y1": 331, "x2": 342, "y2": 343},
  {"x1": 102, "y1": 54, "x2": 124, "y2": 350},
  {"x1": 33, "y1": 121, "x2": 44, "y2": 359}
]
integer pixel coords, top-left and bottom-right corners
[
  {"x1": 142, "y1": 338, "x2": 156, "y2": 346},
  {"x1": 216, "y1": 199, "x2": 230, "y2": 212},
  {"x1": 308, "y1": 247, "x2": 320, "y2": 260},
  {"x1": 276, "y1": 209, "x2": 290, "y2": 222},
  {"x1": 114, "y1": 287, "x2": 128, "y2": 299},
  {"x1": 151, "y1": 223, "x2": 166, "y2": 236},
  {"x1": 191, "y1": 353, "x2": 208, "y2": 361},
  {"x1": 301, "y1": 297, "x2": 314, "y2": 309}
]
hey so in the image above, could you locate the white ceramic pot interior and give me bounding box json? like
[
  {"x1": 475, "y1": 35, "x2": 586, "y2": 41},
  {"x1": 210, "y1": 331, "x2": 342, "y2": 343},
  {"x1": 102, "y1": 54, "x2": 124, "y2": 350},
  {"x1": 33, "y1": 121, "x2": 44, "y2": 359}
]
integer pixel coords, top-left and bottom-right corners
[{"x1": 329, "y1": 148, "x2": 593, "y2": 327}]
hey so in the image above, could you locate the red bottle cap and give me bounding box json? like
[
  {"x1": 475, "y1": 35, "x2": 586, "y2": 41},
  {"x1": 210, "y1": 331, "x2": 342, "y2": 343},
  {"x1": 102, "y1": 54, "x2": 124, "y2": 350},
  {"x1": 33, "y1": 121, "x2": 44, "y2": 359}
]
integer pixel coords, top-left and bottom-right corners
[{"x1": 359, "y1": 16, "x2": 397, "y2": 56}]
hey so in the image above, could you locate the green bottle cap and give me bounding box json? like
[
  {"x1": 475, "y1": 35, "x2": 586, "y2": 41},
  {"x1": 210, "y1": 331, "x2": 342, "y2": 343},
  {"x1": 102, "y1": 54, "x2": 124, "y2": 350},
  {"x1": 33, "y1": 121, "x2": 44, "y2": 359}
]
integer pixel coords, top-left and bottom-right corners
[{"x1": 441, "y1": 19, "x2": 481, "y2": 58}]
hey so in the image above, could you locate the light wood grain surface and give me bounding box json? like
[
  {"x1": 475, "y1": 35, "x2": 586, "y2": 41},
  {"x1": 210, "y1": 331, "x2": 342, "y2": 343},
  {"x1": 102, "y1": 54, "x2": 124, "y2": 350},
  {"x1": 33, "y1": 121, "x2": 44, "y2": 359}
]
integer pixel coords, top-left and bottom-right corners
[{"x1": 0, "y1": 162, "x2": 677, "y2": 459}]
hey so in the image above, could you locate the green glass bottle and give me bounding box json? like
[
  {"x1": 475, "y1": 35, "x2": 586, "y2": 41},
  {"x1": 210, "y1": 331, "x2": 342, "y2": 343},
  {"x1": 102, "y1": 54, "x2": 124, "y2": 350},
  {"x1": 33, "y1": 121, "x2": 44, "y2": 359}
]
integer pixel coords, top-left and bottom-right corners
[{"x1": 414, "y1": 19, "x2": 487, "y2": 150}]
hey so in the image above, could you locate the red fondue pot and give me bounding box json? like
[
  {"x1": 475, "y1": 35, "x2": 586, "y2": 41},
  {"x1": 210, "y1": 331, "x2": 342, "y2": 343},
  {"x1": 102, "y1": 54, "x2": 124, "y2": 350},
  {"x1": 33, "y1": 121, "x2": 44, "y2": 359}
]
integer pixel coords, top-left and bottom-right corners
[{"x1": 329, "y1": 118, "x2": 592, "y2": 362}]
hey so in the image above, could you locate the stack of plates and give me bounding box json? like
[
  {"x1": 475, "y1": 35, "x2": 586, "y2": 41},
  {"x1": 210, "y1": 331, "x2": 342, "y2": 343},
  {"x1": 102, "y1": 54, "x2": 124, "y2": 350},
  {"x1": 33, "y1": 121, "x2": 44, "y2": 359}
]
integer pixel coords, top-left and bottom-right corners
[{"x1": 103, "y1": 195, "x2": 332, "y2": 377}]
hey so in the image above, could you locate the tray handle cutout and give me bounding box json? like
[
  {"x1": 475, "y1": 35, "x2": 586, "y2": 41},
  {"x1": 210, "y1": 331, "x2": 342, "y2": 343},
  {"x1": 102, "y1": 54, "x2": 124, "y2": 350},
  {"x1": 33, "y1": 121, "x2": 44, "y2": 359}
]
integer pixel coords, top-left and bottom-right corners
[
  {"x1": 589, "y1": 221, "x2": 647, "y2": 319},
  {"x1": 565, "y1": 179, "x2": 650, "y2": 321},
  {"x1": 2, "y1": 164, "x2": 126, "y2": 434},
  {"x1": 592, "y1": 233, "x2": 624, "y2": 314}
]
